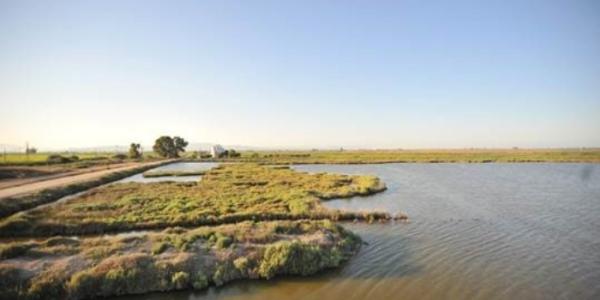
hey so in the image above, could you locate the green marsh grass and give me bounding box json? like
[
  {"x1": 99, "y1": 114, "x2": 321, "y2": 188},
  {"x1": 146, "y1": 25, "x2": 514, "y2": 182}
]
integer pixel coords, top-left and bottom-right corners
[
  {"x1": 0, "y1": 163, "x2": 392, "y2": 237},
  {"x1": 221, "y1": 149, "x2": 600, "y2": 164},
  {"x1": 0, "y1": 220, "x2": 360, "y2": 300}
]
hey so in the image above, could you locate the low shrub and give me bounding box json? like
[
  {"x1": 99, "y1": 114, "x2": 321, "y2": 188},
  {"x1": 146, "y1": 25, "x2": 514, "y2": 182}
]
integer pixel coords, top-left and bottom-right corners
[
  {"x1": 151, "y1": 242, "x2": 170, "y2": 255},
  {"x1": 68, "y1": 254, "x2": 160, "y2": 298},
  {"x1": 258, "y1": 241, "x2": 341, "y2": 279},
  {"x1": 214, "y1": 233, "x2": 233, "y2": 249},
  {"x1": 191, "y1": 270, "x2": 209, "y2": 289},
  {"x1": 233, "y1": 257, "x2": 249, "y2": 273},
  {"x1": 212, "y1": 261, "x2": 239, "y2": 286},
  {"x1": 171, "y1": 271, "x2": 190, "y2": 289}
]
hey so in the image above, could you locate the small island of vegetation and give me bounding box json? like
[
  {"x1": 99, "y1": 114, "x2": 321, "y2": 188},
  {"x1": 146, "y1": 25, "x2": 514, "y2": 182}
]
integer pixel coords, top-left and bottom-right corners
[
  {"x1": 0, "y1": 220, "x2": 359, "y2": 299},
  {"x1": 0, "y1": 164, "x2": 393, "y2": 237}
]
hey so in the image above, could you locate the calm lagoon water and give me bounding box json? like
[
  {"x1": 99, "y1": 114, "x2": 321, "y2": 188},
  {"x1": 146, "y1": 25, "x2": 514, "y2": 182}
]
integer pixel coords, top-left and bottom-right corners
[
  {"x1": 118, "y1": 163, "x2": 600, "y2": 300},
  {"x1": 118, "y1": 162, "x2": 219, "y2": 183}
]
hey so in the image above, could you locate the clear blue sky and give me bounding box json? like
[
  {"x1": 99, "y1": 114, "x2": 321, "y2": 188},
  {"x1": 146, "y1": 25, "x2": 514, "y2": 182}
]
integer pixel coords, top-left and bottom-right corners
[{"x1": 1, "y1": 0, "x2": 599, "y2": 150}]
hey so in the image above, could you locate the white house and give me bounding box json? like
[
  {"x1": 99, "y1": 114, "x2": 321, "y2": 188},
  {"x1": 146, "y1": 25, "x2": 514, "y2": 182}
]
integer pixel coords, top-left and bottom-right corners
[{"x1": 210, "y1": 144, "x2": 226, "y2": 158}]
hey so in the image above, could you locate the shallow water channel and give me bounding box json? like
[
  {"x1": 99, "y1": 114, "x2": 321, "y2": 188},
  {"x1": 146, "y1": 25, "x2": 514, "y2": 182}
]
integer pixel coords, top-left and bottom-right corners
[
  {"x1": 118, "y1": 162, "x2": 219, "y2": 183},
  {"x1": 110, "y1": 163, "x2": 599, "y2": 300}
]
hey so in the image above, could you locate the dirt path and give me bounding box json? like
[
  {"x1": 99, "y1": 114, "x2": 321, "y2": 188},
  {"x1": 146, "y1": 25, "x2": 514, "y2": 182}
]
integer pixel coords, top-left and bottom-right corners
[
  {"x1": 0, "y1": 160, "x2": 168, "y2": 199},
  {"x1": 0, "y1": 162, "x2": 144, "y2": 190}
]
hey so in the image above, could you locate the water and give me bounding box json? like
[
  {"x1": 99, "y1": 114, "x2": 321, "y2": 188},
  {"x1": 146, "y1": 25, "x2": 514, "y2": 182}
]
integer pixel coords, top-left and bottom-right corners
[
  {"x1": 118, "y1": 162, "x2": 219, "y2": 183},
  {"x1": 118, "y1": 163, "x2": 600, "y2": 300}
]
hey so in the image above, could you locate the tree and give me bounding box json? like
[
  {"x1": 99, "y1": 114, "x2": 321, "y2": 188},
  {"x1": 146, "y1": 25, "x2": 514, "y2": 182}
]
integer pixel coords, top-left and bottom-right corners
[
  {"x1": 173, "y1": 136, "x2": 188, "y2": 154},
  {"x1": 153, "y1": 136, "x2": 174, "y2": 158},
  {"x1": 153, "y1": 136, "x2": 188, "y2": 158},
  {"x1": 228, "y1": 149, "x2": 240, "y2": 158},
  {"x1": 129, "y1": 143, "x2": 142, "y2": 159}
]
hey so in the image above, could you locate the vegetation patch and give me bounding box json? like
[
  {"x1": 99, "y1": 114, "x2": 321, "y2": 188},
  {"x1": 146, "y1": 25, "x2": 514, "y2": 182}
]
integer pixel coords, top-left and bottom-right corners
[
  {"x1": 0, "y1": 152, "x2": 161, "y2": 167},
  {"x1": 213, "y1": 149, "x2": 600, "y2": 164},
  {"x1": 0, "y1": 220, "x2": 360, "y2": 300},
  {"x1": 0, "y1": 164, "x2": 395, "y2": 237}
]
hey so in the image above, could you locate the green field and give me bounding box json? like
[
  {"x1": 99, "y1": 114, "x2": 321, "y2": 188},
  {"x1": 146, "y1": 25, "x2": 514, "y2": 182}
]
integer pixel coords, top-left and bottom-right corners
[
  {"x1": 0, "y1": 152, "x2": 167, "y2": 166},
  {"x1": 0, "y1": 152, "x2": 110, "y2": 165},
  {"x1": 6, "y1": 149, "x2": 597, "y2": 166},
  {"x1": 224, "y1": 149, "x2": 600, "y2": 164}
]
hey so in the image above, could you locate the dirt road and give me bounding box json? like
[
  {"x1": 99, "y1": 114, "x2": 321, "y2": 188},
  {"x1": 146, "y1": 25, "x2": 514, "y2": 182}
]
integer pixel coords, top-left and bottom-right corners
[
  {"x1": 0, "y1": 162, "x2": 144, "y2": 190},
  {"x1": 0, "y1": 160, "x2": 168, "y2": 199}
]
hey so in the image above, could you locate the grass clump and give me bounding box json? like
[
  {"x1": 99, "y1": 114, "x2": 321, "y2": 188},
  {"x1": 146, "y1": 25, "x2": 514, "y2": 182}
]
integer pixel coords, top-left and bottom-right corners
[
  {"x1": 151, "y1": 242, "x2": 170, "y2": 255},
  {"x1": 214, "y1": 233, "x2": 233, "y2": 249},
  {"x1": 67, "y1": 253, "x2": 159, "y2": 298},
  {"x1": 191, "y1": 270, "x2": 209, "y2": 289},
  {"x1": 171, "y1": 271, "x2": 190, "y2": 289},
  {"x1": 258, "y1": 240, "x2": 344, "y2": 279}
]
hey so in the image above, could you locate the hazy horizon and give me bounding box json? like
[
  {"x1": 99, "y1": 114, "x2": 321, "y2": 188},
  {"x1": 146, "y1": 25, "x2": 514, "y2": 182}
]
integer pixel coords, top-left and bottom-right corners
[
  {"x1": 1, "y1": 0, "x2": 599, "y2": 150},
  {"x1": 2, "y1": 142, "x2": 600, "y2": 153}
]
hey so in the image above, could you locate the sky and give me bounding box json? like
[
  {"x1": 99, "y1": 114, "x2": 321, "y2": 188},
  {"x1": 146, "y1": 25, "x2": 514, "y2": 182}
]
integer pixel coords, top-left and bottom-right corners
[{"x1": 1, "y1": 0, "x2": 599, "y2": 150}]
